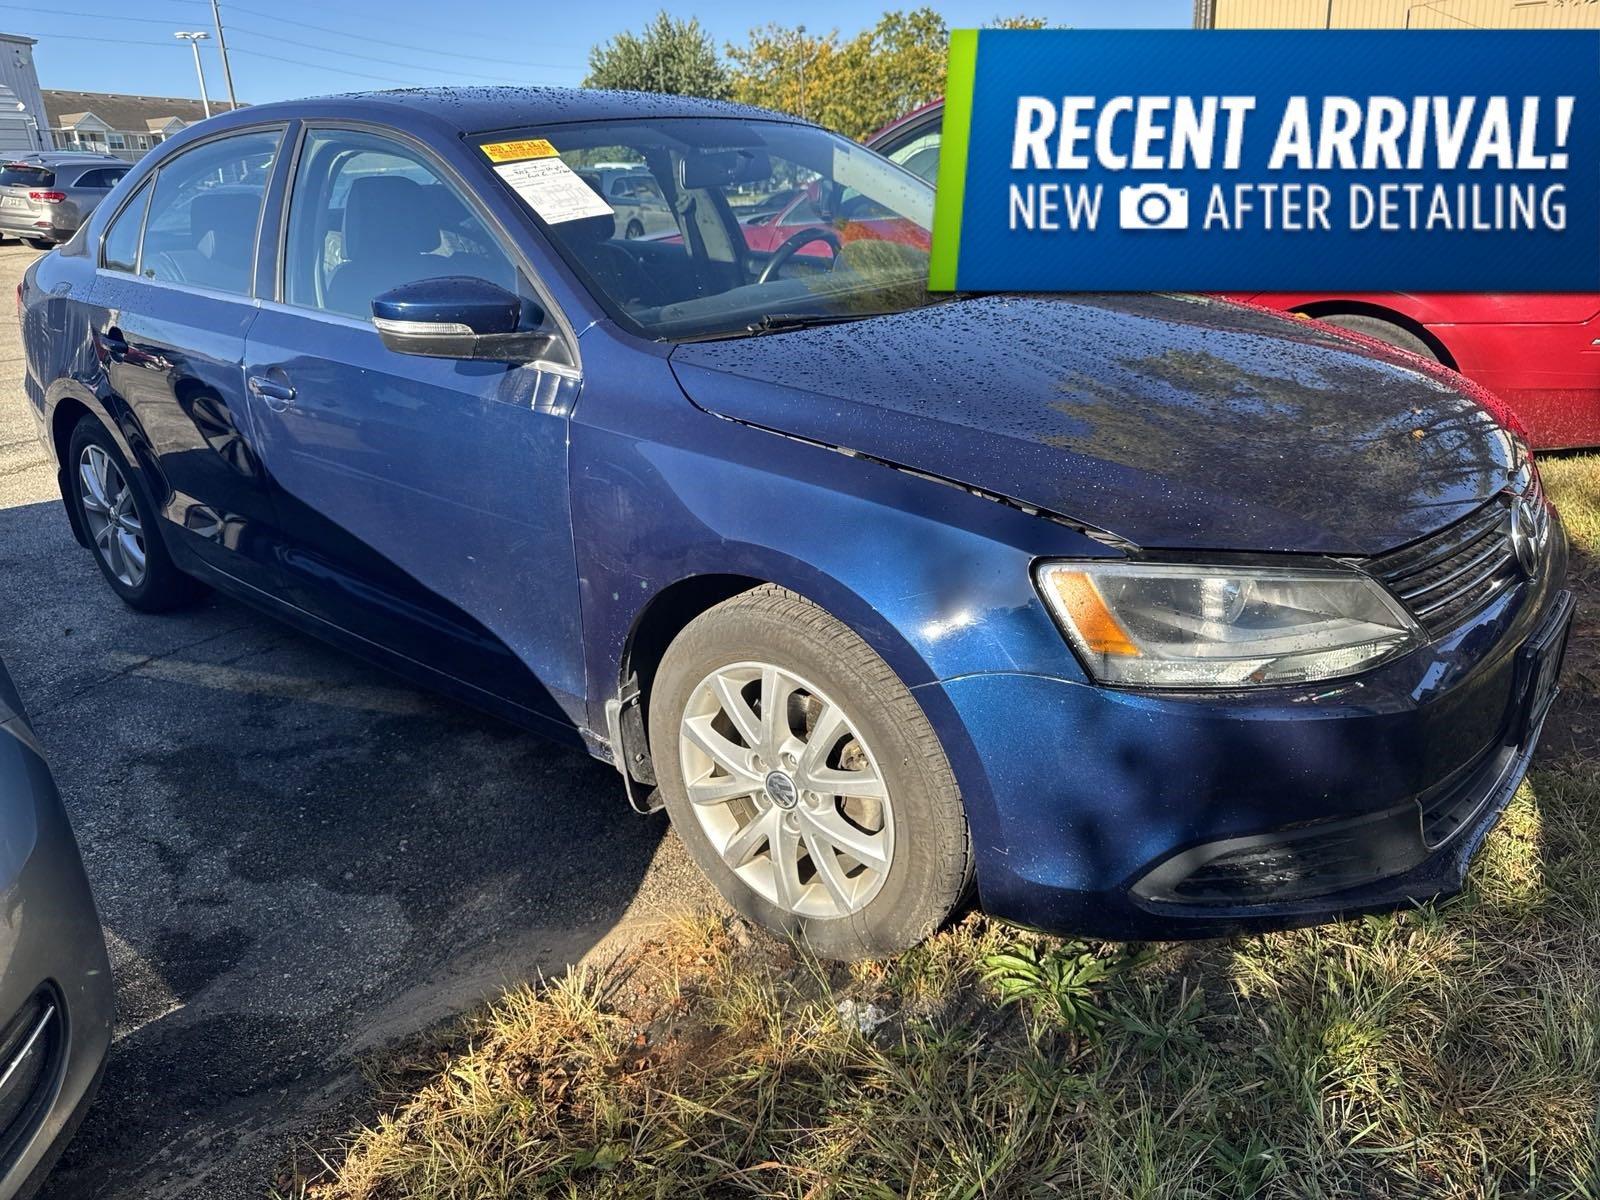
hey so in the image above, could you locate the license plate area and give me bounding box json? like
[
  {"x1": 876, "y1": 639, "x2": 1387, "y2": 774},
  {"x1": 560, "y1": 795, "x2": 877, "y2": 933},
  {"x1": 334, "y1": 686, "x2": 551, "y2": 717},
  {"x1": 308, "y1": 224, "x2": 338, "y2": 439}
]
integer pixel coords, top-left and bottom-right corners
[
  {"x1": 1518, "y1": 592, "x2": 1573, "y2": 743},
  {"x1": 0, "y1": 196, "x2": 25, "y2": 210}
]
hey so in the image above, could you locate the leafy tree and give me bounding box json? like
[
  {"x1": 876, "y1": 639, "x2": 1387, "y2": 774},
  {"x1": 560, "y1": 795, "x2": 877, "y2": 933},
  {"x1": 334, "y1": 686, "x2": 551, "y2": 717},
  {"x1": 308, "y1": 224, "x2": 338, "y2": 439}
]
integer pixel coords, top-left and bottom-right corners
[
  {"x1": 584, "y1": 11, "x2": 731, "y2": 99},
  {"x1": 727, "y1": 9, "x2": 1055, "y2": 141}
]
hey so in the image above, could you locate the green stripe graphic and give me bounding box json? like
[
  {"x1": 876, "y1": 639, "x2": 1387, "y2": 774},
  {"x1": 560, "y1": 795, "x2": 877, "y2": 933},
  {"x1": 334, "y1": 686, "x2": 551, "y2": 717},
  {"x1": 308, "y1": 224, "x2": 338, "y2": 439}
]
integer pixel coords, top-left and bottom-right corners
[{"x1": 928, "y1": 28, "x2": 978, "y2": 292}]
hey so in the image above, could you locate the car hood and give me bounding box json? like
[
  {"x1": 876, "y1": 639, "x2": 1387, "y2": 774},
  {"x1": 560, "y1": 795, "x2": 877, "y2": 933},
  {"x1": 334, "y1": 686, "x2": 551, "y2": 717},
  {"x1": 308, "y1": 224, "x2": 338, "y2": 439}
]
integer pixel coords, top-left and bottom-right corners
[{"x1": 668, "y1": 293, "x2": 1514, "y2": 555}]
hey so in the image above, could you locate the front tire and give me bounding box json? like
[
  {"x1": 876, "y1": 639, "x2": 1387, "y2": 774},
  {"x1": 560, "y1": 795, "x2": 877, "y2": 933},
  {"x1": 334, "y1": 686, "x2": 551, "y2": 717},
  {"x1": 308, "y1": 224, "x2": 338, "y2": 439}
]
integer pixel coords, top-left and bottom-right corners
[
  {"x1": 68, "y1": 416, "x2": 202, "y2": 612},
  {"x1": 650, "y1": 585, "x2": 972, "y2": 960},
  {"x1": 624, "y1": 219, "x2": 644, "y2": 240}
]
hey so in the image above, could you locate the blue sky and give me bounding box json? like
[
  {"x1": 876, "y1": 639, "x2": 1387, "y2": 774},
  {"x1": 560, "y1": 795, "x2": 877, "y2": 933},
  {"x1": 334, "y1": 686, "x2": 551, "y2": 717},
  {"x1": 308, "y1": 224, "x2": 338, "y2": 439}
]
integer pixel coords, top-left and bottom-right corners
[{"x1": 7, "y1": 0, "x2": 1191, "y2": 106}]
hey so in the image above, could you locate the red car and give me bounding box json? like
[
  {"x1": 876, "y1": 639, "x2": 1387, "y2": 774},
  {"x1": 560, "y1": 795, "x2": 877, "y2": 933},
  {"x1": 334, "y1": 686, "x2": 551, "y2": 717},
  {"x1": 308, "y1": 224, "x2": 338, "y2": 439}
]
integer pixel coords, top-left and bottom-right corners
[
  {"x1": 1212, "y1": 293, "x2": 1600, "y2": 450},
  {"x1": 737, "y1": 181, "x2": 929, "y2": 261},
  {"x1": 868, "y1": 103, "x2": 1600, "y2": 451}
]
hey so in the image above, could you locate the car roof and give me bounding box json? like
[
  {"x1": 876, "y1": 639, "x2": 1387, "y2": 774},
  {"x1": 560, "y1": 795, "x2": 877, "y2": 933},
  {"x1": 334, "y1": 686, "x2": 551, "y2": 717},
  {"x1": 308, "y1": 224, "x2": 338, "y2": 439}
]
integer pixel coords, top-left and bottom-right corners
[
  {"x1": 866, "y1": 98, "x2": 944, "y2": 149},
  {"x1": 206, "y1": 85, "x2": 807, "y2": 137},
  {"x1": 4, "y1": 151, "x2": 127, "y2": 166}
]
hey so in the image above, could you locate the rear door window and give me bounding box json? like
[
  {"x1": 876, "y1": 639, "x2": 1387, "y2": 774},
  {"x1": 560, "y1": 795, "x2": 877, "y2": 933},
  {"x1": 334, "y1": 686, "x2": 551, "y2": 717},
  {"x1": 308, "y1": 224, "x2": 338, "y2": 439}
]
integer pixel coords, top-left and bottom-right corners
[
  {"x1": 138, "y1": 128, "x2": 283, "y2": 295},
  {"x1": 73, "y1": 167, "x2": 129, "y2": 190}
]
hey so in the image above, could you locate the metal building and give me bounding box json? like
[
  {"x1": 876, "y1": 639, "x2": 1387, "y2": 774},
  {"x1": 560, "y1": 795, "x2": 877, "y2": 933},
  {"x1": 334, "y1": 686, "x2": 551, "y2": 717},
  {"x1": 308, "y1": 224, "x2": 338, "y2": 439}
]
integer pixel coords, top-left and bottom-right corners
[
  {"x1": 0, "y1": 34, "x2": 48, "y2": 151},
  {"x1": 1196, "y1": 0, "x2": 1600, "y2": 28}
]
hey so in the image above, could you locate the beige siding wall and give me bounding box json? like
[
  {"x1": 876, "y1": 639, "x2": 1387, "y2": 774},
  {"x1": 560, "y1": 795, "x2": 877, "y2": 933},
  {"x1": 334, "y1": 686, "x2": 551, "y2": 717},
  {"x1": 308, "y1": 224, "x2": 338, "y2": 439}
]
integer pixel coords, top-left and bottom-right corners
[{"x1": 1202, "y1": 0, "x2": 1600, "y2": 28}]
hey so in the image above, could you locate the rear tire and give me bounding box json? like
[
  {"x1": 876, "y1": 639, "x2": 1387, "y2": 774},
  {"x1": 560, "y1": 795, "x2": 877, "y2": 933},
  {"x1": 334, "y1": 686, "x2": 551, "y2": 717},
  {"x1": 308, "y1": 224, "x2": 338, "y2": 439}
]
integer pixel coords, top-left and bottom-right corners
[
  {"x1": 25, "y1": 238, "x2": 53, "y2": 251},
  {"x1": 67, "y1": 415, "x2": 203, "y2": 612},
  {"x1": 1313, "y1": 313, "x2": 1438, "y2": 361},
  {"x1": 650, "y1": 585, "x2": 972, "y2": 960}
]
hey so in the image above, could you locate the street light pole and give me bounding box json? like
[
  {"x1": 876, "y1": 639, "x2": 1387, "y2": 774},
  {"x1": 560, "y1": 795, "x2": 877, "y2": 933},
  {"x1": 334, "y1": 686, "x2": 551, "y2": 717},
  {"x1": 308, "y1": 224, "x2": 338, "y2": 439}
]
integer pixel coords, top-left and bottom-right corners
[
  {"x1": 795, "y1": 25, "x2": 808, "y2": 121},
  {"x1": 175, "y1": 31, "x2": 212, "y2": 119},
  {"x1": 209, "y1": 0, "x2": 238, "y2": 109}
]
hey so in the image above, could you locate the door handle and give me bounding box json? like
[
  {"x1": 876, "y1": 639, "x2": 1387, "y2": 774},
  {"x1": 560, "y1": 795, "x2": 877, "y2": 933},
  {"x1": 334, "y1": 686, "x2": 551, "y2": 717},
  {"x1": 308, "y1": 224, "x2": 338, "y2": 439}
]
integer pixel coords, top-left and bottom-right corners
[{"x1": 247, "y1": 374, "x2": 296, "y2": 412}]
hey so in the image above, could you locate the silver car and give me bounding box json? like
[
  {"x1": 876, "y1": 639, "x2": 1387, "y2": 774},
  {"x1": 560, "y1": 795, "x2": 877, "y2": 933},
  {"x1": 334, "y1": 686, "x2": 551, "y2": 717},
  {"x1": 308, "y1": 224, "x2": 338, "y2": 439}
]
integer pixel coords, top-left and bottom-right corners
[
  {"x1": 0, "y1": 152, "x2": 131, "y2": 249},
  {"x1": 0, "y1": 658, "x2": 112, "y2": 1199},
  {"x1": 594, "y1": 166, "x2": 677, "y2": 240}
]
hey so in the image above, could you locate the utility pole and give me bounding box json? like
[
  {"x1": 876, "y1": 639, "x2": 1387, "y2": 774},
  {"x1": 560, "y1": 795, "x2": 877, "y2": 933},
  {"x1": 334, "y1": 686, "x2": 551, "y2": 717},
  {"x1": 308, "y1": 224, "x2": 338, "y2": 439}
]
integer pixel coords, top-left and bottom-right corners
[
  {"x1": 209, "y1": 0, "x2": 238, "y2": 109},
  {"x1": 175, "y1": 31, "x2": 212, "y2": 119}
]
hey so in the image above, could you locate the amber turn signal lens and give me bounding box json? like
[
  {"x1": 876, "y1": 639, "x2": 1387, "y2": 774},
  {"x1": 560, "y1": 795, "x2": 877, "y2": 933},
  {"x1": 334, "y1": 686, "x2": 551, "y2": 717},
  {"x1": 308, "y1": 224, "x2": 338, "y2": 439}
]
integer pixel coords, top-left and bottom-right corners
[{"x1": 1043, "y1": 570, "x2": 1140, "y2": 657}]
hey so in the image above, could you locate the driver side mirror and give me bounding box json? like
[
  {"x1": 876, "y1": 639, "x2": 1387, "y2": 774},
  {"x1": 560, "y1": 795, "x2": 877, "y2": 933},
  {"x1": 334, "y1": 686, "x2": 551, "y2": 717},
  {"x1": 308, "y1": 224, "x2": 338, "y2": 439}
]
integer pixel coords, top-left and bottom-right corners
[{"x1": 371, "y1": 276, "x2": 556, "y2": 363}]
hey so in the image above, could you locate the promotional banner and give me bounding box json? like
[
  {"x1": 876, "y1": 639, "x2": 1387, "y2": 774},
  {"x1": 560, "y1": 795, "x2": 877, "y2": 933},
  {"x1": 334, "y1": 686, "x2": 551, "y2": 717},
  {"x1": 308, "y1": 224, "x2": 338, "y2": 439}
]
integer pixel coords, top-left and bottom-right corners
[{"x1": 929, "y1": 29, "x2": 1598, "y2": 292}]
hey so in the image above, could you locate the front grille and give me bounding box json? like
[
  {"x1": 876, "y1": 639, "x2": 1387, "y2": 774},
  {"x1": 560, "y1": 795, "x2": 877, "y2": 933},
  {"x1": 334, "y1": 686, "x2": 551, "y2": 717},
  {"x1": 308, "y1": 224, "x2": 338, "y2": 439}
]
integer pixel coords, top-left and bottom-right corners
[{"x1": 1372, "y1": 497, "x2": 1519, "y2": 636}]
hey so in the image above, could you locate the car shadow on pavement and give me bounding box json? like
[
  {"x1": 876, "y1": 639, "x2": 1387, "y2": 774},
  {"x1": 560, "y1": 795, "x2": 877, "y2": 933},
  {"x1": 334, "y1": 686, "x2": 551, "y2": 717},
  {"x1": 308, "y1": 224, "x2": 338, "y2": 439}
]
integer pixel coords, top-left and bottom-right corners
[{"x1": 0, "y1": 499, "x2": 675, "y2": 1200}]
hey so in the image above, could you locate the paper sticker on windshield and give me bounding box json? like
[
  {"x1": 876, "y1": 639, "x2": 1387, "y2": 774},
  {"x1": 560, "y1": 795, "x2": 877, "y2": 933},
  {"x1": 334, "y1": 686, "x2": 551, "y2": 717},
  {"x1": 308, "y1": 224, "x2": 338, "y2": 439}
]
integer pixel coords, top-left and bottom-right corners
[
  {"x1": 481, "y1": 138, "x2": 558, "y2": 163},
  {"x1": 494, "y1": 157, "x2": 613, "y2": 225}
]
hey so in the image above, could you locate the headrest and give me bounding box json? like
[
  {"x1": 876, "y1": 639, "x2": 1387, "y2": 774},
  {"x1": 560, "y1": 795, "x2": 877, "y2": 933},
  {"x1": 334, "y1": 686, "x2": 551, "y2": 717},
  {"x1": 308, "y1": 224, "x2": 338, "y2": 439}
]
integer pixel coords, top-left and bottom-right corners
[
  {"x1": 189, "y1": 190, "x2": 261, "y2": 262},
  {"x1": 343, "y1": 175, "x2": 438, "y2": 260}
]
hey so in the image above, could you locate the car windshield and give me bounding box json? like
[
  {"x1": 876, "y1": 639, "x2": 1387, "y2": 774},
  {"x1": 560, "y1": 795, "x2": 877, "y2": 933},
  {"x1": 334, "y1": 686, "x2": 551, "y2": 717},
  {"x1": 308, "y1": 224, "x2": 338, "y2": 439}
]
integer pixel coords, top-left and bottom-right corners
[{"x1": 481, "y1": 118, "x2": 937, "y2": 341}]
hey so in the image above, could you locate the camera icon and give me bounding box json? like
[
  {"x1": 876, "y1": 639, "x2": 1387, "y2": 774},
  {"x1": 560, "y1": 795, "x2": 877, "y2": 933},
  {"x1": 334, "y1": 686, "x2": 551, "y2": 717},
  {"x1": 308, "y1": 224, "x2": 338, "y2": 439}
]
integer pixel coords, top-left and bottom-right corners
[{"x1": 1119, "y1": 183, "x2": 1189, "y2": 231}]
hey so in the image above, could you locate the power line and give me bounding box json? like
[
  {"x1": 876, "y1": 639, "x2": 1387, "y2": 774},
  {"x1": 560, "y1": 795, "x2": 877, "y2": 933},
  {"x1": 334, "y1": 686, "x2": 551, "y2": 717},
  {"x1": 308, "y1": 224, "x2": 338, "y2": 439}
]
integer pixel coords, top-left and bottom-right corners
[
  {"x1": 226, "y1": 45, "x2": 426, "y2": 86},
  {"x1": 226, "y1": 23, "x2": 522, "y2": 81},
  {"x1": 11, "y1": 26, "x2": 438, "y2": 86},
  {"x1": 222, "y1": 0, "x2": 584, "y2": 53},
  {"x1": 0, "y1": 1, "x2": 580, "y2": 70},
  {"x1": 219, "y1": 2, "x2": 582, "y2": 66},
  {"x1": 0, "y1": 3, "x2": 198, "y2": 24},
  {"x1": 10, "y1": 31, "x2": 176, "y2": 48}
]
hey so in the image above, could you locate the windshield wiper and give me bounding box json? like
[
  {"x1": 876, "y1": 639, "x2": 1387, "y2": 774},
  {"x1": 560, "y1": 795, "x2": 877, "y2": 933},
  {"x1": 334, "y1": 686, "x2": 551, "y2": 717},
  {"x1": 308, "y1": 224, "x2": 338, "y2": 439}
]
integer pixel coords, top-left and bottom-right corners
[
  {"x1": 669, "y1": 298, "x2": 970, "y2": 344},
  {"x1": 745, "y1": 311, "x2": 896, "y2": 336}
]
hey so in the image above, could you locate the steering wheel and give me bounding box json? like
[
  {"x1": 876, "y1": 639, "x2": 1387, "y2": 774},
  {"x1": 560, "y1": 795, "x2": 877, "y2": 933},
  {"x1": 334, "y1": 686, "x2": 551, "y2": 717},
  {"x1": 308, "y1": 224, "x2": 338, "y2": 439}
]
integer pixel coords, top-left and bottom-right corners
[{"x1": 757, "y1": 226, "x2": 842, "y2": 285}]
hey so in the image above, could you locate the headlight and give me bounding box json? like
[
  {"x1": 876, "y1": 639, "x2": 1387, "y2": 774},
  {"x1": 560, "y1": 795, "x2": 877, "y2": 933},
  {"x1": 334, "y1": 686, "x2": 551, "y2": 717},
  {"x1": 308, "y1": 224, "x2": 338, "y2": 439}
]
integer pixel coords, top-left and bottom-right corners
[{"x1": 1036, "y1": 561, "x2": 1422, "y2": 689}]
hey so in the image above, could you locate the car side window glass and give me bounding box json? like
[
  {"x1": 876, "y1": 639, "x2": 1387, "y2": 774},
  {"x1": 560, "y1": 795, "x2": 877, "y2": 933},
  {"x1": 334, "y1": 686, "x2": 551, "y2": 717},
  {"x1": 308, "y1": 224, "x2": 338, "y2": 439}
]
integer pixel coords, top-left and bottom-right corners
[
  {"x1": 284, "y1": 129, "x2": 519, "y2": 320},
  {"x1": 889, "y1": 132, "x2": 941, "y2": 185},
  {"x1": 139, "y1": 128, "x2": 282, "y2": 296},
  {"x1": 76, "y1": 168, "x2": 126, "y2": 189},
  {"x1": 101, "y1": 179, "x2": 152, "y2": 274}
]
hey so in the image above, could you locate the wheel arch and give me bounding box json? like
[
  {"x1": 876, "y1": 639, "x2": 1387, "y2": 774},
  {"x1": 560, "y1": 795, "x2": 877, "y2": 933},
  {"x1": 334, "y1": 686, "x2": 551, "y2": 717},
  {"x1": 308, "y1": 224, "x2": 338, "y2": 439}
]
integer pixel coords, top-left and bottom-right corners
[
  {"x1": 611, "y1": 561, "x2": 956, "y2": 795},
  {"x1": 48, "y1": 392, "x2": 97, "y2": 548},
  {"x1": 1291, "y1": 299, "x2": 1458, "y2": 369},
  {"x1": 47, "y1": 382, "x2": 172, "y2": 549}
]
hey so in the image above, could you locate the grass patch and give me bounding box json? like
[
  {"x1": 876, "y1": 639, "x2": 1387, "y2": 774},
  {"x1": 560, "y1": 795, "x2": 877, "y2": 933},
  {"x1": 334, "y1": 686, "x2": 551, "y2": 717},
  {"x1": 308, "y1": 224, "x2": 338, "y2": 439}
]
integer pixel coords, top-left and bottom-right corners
[{"x1": 284, "y1": 456, "x2": 1600, "y2": 1200}]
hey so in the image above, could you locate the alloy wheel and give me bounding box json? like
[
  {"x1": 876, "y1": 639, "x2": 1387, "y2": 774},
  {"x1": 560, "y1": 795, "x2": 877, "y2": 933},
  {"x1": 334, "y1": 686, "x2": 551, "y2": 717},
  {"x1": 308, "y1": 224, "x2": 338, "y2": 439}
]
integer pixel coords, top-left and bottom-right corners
[
  {"x1": 679, "y1": 662, "x2": 894, "y2": 919},
  {"x1": 78, "y1": 444, "x2": 146, "y2": 589}
]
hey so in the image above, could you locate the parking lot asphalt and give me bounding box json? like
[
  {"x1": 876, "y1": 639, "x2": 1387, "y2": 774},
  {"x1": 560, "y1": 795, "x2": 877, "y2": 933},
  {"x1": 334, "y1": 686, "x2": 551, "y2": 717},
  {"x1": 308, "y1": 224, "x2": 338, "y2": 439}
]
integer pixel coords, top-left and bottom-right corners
[{"x1": 0, "y1": 243, "x2": 713, "y2": 1199}]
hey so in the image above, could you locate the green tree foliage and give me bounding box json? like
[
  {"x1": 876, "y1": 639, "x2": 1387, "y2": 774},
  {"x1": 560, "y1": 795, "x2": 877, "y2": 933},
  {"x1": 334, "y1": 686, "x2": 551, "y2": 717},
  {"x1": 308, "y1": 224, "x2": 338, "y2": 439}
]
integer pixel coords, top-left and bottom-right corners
[
  {"x1": 726, "y1": 10, "x2": 1055, "y2": 141},
  {"x1": 584, "y1": 11, "x2": 732, "y2": 99}
]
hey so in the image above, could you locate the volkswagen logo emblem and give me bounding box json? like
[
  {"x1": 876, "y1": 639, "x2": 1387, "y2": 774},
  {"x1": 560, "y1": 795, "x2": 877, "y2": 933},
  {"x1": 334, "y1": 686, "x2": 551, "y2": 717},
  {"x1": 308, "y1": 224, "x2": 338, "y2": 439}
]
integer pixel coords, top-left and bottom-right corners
[
  {"x1": 1509, "y1": 494, "x2": 1544, "y2": 579},
  {"x1": 764, "y1": 770, "x2": 799, "y2": 810}
]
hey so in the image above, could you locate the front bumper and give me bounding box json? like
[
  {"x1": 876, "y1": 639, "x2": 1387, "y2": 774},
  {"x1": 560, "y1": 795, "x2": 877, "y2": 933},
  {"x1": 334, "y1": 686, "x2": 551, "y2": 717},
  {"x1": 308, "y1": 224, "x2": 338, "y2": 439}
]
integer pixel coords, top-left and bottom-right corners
[
  {"x1": 928, "y1": 531, "x2": 1571, "y2": 941},
  {"x1": 0, "y1": 717, "x2": 113, "y2": 1198}
]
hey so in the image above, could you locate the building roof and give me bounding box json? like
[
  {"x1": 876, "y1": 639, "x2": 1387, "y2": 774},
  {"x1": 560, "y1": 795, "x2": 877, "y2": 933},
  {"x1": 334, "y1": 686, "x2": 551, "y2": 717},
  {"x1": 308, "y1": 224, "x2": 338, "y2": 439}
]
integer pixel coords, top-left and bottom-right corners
[
  {"x1": 0, "y1": 32, "x2": 36, "y2": 45},
  {"x1": 41, "y1": 89, "x2": 243, "y2": 132}
]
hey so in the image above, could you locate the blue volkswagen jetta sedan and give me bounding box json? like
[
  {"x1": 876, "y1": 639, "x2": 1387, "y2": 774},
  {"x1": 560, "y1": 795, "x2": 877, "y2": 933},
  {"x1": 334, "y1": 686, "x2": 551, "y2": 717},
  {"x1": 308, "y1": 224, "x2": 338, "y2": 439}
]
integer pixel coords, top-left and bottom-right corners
[{"x1": 20, "y1": 88, "x2": 1570, "y2": 958}]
